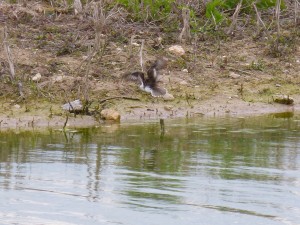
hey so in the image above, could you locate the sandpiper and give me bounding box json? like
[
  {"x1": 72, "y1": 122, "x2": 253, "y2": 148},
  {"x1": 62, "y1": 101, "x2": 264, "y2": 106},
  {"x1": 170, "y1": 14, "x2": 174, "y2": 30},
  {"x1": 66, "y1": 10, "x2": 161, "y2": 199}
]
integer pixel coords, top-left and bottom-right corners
[{"x1": 124, "y1": 58, "x2": 168, "y2": 97}]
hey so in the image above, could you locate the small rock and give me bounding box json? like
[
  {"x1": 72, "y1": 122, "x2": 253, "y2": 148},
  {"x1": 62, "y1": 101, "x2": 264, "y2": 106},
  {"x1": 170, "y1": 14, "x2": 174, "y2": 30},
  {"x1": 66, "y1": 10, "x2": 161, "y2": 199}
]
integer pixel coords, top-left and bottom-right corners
[
  {"x1": 168, "y1": 45, "x2": 185, "y2": 56},
  {"x1": 180, "y1": 80, "x2": 188, "y2": 85},
  {"x1": 229, "y1": 72, "x2": 241, "y2": 79},
  {"x1": 163, "y1": 93, "x2": 175, "y2": 101},
  {"x1": 182, "y1": 69, "x2": 188, "y2": 73},
  {"x1": 164, "y1": 105, "x2": 173, "y2": 111},
  {"x1": 32, "y1": 73, "x2": 42, "y2": 81},
  {"x1": 62, "y1": 99, "x2": 83, "y2": 112},
  {"x1": 275, "y1": 84, "x2": 281, "y2": 87},
  {"x1": 14, "y1": 104, "x2": 21, "y2": 109},
  {"x1": 273, "y1": 95, "x2": 294, "y2": 105},
  {"x1": 52, "y1": 75, "x2": 64, "y2": 82},
  {"x1": 101, "y1": 109, "x2": 121, "y2": 121}
]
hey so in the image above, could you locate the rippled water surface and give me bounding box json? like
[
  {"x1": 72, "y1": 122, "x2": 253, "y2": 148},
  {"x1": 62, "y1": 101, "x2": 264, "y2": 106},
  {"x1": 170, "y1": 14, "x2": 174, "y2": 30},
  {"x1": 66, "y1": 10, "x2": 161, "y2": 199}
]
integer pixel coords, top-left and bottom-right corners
[{"x1": 1, "y1": 114, "x2": 300, "y2": 225}]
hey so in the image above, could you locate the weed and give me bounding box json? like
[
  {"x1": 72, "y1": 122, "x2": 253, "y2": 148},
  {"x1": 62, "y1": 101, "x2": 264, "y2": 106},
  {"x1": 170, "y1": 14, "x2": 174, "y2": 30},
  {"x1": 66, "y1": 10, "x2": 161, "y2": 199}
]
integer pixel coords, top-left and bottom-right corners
[
  {"x1": 259, "y1": 87, "x2": 272, "y2": 95},
  {"x1": 267, "y1": 31, "x2": 298, "y2": 57},
  {"x1": 117, "y1": 0, "x2": 174, "y2": 21},
  {"x1": 249, "y1": 59, "x2": 265, "y2": 71}
]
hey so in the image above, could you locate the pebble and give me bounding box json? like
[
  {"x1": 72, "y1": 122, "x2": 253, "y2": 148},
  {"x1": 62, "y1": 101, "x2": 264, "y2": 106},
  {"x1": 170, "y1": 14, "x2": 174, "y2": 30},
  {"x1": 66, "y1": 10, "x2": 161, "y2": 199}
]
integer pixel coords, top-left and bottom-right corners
[
  {"x1": 100, "y1": 109, "x2": 121, "y2": 121},
  {"x1": 179, "y1": 80, "x2": 188, "y2": 85},
  {"x1": 229, "y1": 72, "x2": 241, "y2": 79},
  {"x1": 163, "y1": 93, "x2": 175, "y2": 101},
  {"x1": 168, "y1": 45, "x2": 185, "y2": 56},
  {"x1": 32, "y1": 73, "x2": 41, "y2": 81}
]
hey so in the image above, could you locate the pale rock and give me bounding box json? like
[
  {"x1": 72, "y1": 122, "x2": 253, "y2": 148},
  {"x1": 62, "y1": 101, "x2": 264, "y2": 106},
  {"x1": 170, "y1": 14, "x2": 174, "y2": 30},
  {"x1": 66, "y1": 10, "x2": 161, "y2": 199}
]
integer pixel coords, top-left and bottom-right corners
[
  {"x1": 132, "y1": 42, "x2": 140, "y2": 47},
  {"x1": 275, "y1": 84, "x2": 281, "y2": 87},
  {"x1": 74, "y1": 0, "x2": 83, "y2": 15},
  {"x1": 164, "y1": 105, "x2": 173, "y2": 111},
  {"x1": 182, "y1": 69, "x2": 188, "y2": 73},
  {"x1": 163, "y1": 93, "x2": 175, "y2": 101},
  {"x1": 101, "y1": 109, "x2": 121, "y2": 121},
  {"x1": 168, "y1": 45, "x2": 185, "y2": 56},
  {"x1": 62, "y1": 99, "x2": 83, "y2": 111},
  {"x1": 14, "y1": 104, "x2": 21, "y2": 109},
  {"x1": 52, "y1": 75, "x2": 64, "y2": 82},
  {"x1": 32, "y1": 73, "x2": 42, "y2": 81},
  {"x1": 229, "y1": 72, "x2": 241, "y2": 79},
  {"x1": 180, "y1": 80, "x2": 188, "y2": 85}
]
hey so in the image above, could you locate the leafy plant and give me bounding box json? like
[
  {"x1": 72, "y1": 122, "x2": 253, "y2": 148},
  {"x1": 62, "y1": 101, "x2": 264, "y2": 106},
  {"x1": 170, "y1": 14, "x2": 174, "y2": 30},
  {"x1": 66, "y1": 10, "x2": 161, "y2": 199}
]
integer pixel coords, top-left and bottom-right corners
[
  {"x1": 204, "y1": 0, "x2": 286, "y2": 26},
  {"x1": 205, "y1": 0, "x2": 225, "y2": 24},
  {"x1": 117, "y1": 0, "x2": 174, "y2": 21}
]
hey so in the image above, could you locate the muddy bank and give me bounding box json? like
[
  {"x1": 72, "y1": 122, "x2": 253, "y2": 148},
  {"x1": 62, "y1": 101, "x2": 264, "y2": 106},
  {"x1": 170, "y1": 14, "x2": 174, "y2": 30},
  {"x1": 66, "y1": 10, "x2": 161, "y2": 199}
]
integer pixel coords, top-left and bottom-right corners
[{"x1": 0, "y1": 94, "x2": 297, "y2": 131}]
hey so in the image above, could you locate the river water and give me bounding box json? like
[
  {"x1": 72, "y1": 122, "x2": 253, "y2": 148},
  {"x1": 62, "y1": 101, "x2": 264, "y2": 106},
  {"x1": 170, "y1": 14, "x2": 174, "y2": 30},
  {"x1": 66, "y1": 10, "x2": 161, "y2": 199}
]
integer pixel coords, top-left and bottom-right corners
[{"x1": 0, "y1": 113, "x2": 300, "y2": 225}]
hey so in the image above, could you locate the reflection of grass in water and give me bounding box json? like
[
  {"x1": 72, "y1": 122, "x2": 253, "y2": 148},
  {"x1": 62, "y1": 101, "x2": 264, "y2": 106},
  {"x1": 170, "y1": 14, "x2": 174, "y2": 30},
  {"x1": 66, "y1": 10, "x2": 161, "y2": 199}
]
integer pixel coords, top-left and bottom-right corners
[
  {"x1": 125, "y1": 190, "x2": 183, "y2": 205},
  {"x1": 202, "y1": 205, "x2": 276, "y2": 219}
]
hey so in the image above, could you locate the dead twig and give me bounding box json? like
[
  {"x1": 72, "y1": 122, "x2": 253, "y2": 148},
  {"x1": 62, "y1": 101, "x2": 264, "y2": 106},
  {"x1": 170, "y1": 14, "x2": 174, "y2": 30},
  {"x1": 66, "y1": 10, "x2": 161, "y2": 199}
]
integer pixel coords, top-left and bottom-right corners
[
  {"x1": 179, "y1": 8, "x2": 191, "y2": 43},
  {"x1": 93, "y1": 1, "x2": 106, "y2": 52},
  {"x1": 227, "y1": 0, "x2": 243, "y2": 35},
  {"x1": 18, "y1": 81, "x2": 25, "y2": 99},
  {"x1": 99, "y1": 96, "x2": 140, "y2": 104},
  {"x1": 295, "y1": 0, "x2": 300, "y2": 27},
  {"x1": 252, "y1": 3, "x2": 269, "y2": 37},
  {"x1": 275, "y1": 0, "x2": 281, "y2": 34},
  {"x1": 3, "y1": 26, "x2": 15, "y2": 81},
  {"x1": 274, "y1": 0, "x2": 281, "y2": 54},
  {"x1": 63, "y1": 114, "x2": 69, "y2": 130},
  {"x1": 3, "y1": 26, "x2": 25, "y2": 99},
  {"x1": 139, "y1": 39, "x2": 145, "y2": 72}
]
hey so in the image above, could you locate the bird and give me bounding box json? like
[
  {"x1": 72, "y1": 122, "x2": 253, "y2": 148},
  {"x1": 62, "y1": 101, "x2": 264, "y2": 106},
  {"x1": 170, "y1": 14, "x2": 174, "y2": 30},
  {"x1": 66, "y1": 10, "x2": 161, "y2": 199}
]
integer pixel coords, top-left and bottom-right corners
[{"x1": 123, "y1": 58, "x2": 168, "y2": 97}]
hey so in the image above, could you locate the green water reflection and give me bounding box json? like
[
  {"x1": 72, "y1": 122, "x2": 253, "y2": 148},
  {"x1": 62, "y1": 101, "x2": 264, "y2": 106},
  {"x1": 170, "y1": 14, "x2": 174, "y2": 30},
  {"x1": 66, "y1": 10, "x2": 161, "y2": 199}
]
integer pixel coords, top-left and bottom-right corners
[{"x1": 0, "y1": 114, "x2": 299, "y2": 225}]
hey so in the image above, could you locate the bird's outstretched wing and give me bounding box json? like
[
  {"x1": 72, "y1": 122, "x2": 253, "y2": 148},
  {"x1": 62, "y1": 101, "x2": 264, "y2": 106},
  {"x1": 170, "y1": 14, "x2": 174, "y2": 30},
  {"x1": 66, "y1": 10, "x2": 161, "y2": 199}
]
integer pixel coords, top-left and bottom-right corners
[
  {"x1": 123, "y1": 72, "x2": 145, "y2": 85},
  {"x1": 150, "y1": 86, "x2": 167, "y2": 97},
  {"x1": 147, "y1": 58, "x2": 168, "y2": 82}
]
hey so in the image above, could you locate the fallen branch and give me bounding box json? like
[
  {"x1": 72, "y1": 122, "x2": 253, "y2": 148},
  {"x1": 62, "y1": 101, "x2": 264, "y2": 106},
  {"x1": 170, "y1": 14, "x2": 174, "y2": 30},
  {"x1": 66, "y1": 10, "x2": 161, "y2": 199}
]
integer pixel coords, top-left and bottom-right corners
[{"x1": 99, "y1": 96, "x2": 140, "y2": 104}]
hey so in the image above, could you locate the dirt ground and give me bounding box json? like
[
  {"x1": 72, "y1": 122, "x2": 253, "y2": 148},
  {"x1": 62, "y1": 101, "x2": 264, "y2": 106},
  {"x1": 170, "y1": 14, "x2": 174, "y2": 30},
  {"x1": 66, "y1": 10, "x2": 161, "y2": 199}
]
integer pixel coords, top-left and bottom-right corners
[{"x1": 0, "y1": 1, "x2": 299, "y2": 130}]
